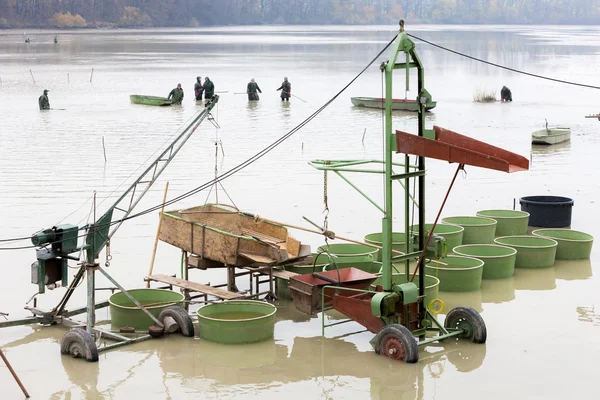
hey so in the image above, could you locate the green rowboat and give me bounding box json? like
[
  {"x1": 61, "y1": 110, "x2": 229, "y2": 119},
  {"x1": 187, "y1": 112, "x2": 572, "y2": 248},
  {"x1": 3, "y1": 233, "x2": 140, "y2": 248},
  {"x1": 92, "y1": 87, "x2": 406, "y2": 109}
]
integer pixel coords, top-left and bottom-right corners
[
  {"x1": 130, "y1": 95, "x2": 172, "y2": 106},
  {"x1": 351, "y1": 96, "x2": 436, "y2": 111}
]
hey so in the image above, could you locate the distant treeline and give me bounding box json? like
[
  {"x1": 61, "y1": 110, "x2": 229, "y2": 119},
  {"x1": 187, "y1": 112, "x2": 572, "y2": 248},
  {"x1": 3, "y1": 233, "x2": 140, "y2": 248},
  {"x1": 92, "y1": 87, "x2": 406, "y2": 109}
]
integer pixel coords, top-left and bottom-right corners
[{"x1": 1, "y1": 0, "x2": 598, "y2": 28}]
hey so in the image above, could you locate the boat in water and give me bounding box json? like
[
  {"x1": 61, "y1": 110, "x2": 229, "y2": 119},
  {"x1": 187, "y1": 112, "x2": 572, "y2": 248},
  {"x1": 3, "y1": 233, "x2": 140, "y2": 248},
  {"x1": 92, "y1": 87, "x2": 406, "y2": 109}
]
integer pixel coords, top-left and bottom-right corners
[
  {"x1": 130, "y1": 95, "x2": 172, "y2": 106},
  {"x1": 351, "y1": 97, "x2": 436, "y2": 111},
  {"x1": 531, "y1": 127, "x2": 571, "y2": 145}
]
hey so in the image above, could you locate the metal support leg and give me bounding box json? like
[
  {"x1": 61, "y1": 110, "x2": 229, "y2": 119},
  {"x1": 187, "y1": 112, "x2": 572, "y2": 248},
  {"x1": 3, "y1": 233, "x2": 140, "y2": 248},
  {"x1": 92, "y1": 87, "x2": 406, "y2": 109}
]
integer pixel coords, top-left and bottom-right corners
[{"x1": 86, "y1": 264, "x2": 96, "y2": 335}]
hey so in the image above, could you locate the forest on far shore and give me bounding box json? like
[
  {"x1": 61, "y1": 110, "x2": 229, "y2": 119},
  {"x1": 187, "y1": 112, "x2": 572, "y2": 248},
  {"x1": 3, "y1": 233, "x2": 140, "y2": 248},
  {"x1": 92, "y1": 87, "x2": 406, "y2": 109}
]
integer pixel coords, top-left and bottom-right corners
[{"x1": 1, "y1": 0, "x2": 597, "y2": 28}]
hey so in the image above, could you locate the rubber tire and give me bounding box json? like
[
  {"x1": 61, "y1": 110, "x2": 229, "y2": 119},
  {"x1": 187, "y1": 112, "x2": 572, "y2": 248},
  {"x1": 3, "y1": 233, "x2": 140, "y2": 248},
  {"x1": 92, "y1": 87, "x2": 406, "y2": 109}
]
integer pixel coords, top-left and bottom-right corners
[
  {"x1": 158, "y1": 306, "x2": 194, "y2": 337},
  {"x1": 444, "y1": 306, "x2": 487, "y2": 344},
  {"x1": 60, "y1": 328, "x2": 99, "y2": 362},
  {"x1": 374, "y1": 324, "x2": 419, "y2": 363}
]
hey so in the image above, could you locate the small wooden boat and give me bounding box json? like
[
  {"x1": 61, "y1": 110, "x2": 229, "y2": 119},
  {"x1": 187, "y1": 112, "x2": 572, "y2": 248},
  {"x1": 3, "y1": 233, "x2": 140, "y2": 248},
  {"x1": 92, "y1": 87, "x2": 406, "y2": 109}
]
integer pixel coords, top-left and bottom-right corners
[
  {"x1": 531, "y1": 127, "x2": 571, "y2": 145},
  {"x1": 351, "y1": 96, "x2": 436, "y2": 111},
  {"x1": 130, "y1": 94, "x2": 172, "y2": 106}
]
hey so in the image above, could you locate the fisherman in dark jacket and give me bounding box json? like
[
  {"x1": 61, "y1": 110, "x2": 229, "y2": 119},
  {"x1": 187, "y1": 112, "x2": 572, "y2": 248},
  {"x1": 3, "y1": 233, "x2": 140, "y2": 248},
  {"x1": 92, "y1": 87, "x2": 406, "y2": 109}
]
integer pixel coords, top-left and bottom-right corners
[
  {"x1": 168, "y1": 83, "x2": 184, "y2": 104},
  {"x1": 38, "y1": 89, "x2": 50, "y2": 110},
  {"x1": 500, "y1": 85, "x2": 512, "y2": 102},
  {"x1": 277, "y1": 77, "x2": 291, "y2": 101},
  {"x1": 203, "y1": 77, "x2": 215, "y2": 100},
  {"x1": 194, "y1": 76, "x2": 203, "y2": 100},
  {"x1": 247, "y1": 78, "x2": 262, "y2": 101}
]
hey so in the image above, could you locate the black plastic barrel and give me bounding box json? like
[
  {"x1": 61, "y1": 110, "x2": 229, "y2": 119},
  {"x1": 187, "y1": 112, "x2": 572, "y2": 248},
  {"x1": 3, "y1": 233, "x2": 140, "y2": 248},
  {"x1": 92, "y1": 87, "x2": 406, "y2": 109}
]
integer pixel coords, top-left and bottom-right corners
[{"x1": 519, "y1": 196, "x2": 573, "y2": 228}]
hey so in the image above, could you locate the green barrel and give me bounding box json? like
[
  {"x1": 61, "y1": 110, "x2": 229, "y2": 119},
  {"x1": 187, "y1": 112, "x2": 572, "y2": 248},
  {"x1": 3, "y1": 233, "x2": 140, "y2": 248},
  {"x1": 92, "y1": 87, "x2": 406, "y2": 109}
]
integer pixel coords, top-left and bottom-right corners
[
  {"x1": 532, "y1": 229, "x2": 594, "y2": 260},
  {"x1": 453, "y1": 244, "x2": 516, "y2": 279},
  {"x1": 476, "y1": 209, "x2": 530, "y2": 236},
  {"x1": 425, "y1": 255, "x2": 484, "y2": 292},
  {"x1": 494, "y1": 235, "x2": 557, "y2": 268},
  {"x1": 410, "y1": 223, "x2": 464, "y2": 253},
  {"x1": 109, "y1": 288, "x2": 184, "y2": 331},
  {"x1": 196, "y1": 300, "x2": 277, "y2": 344},
  {"x1": 363, "y1": 232, "x2": 407, "y2": 261},
  {"x1": 317, "y1": 243, "x2": 379, "y2": 259},
  {"x1": 370, "y1": 273, "x2": 439, "y2": 305},
  {"x1": 441, "y1": 216, "x2": 497, "y2": 244}
]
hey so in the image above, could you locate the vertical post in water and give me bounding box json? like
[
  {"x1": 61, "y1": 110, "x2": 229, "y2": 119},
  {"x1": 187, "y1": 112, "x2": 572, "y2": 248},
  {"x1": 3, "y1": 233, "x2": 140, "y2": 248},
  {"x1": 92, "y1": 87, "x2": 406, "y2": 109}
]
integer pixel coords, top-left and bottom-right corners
[
  {"x1": 87, "y1": 192, "x2": 97, "y2": 335},
  {"x1": 67, "y1": 73, "x2": 70, "y2": 84},
  {"x1": 90, "y1": 68, "x2": 94, "y2": 83},
  {"x1": 29, "y1": 69, "x2": 35, "y2": 84}
]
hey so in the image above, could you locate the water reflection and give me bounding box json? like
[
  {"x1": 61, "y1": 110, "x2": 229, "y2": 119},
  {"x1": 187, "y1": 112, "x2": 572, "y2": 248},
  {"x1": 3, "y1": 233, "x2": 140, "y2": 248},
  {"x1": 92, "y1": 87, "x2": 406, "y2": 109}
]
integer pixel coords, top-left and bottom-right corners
[
  {"x1": 438, "y1": 290, "x2": 483, "y2": 313},
  {"x1": 554, "y1": 259, "x2": 593, "y2": 280},
  {"x1": 576, "y1": 306, "x2": 600, "y2": 326},
  {"x1": 481, "y1": 277, "x2": 516, "y2": 304},
  {"x1": 514, "y1": 267, "x2": 556, "y2": 290},
  {"x1": 531, "y1": 140, "x2": 571, "y2": 155}
]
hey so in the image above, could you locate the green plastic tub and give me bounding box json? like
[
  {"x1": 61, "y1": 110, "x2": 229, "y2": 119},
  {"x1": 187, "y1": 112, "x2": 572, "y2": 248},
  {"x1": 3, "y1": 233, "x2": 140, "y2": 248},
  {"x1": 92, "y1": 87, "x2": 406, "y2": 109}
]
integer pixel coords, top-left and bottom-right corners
[
  {"x1": 532, "y1": 229, "x2": 594, "y2": 260},
  {"x1": 370, "y1": 273, "x2": 439, "y2": 305},
  {"x1": 410, "y1": 223, "x2": 464, "y2": 253},
  {"x1": 196, "y1": 300, "x2": 277, "y2": 344},
  {"x1": 424, "y1": 255, "x2": 484, "y2": 292},
  {"x1": 363, "y1": 232, "x2": 407, "y2": 261},
  {"x1": 109, "y1": 288, "x2": 184, "y2": 331},
  {"x1": 441, "y1": 216, "x2": 497, "y2": 244},
  {"x1": 476, "y1": 209, "x2": 530, "y2": 236},
  {"x1": 494, "y1": 235, "x2": 558, "y2": 268},
  {"x1": 317, "y1": 243, "x2": 379, "y2": 259},
  {"x1": 453, "y1": 244, "x2": 517, "y2": 279}
]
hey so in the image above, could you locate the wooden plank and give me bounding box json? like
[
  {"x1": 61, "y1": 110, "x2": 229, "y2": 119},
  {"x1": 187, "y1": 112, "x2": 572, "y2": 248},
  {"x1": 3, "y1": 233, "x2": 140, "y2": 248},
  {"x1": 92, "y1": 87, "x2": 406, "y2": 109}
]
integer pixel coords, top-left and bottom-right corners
[
  {"x1": 147, "y1": 274, "x2": 243, "y2": 300},
  {"x1": 271, "y1": 270, "x2": 299, "y2": 280},
  {"x1": 241, "y1": 229, "x2": 284, "y2": 244},
  {"x1": 239, "y1": 251, "x2": 278, "y2": 264}
]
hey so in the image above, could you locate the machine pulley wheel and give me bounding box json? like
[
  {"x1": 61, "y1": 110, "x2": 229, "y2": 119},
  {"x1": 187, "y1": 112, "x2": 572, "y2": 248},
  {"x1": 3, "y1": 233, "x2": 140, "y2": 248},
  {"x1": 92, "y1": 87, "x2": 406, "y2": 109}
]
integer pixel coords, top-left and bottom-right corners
[
  {"x1": 374, "y1": 324, "x2": 419, "y2": 363},
  {"x1": 60, "y1": 328, "x2": 99, "y2": 362},
  {"x1": 158, "y1": 306, "x2": 194, "y2": 337},
  {"x1": 444, "y1": 306, "x2": 487, "y2": 344}
]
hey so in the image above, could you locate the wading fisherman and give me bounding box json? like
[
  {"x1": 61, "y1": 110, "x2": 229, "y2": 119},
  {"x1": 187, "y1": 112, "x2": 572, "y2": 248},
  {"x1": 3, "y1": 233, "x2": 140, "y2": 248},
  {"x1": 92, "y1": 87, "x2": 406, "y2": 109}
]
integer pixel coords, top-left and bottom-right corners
[
  {"x1": 203, "y1": 77, "x2": 215, "y2": 100},
  {"x1": 501, "y1": 85, "x2": 512, "y2": 102},
  {"x1": 54, "y1": 35, "x2": 58, "y2": 44},
  {"x1": 38, "y1": 89, "x2": 50, "y2": 110},
  {"x1": 168, "y1": 83, "x2": 184, "y2": 104},
  {"x1": 277, "y1": 77, "x2": 291, "y2": 101},
  {"x1": 247, "y1": 78, "x2": 262, "y2": 100},
  {"x1": 194, "y1": 76, "x2": 203, "y2": 100}
]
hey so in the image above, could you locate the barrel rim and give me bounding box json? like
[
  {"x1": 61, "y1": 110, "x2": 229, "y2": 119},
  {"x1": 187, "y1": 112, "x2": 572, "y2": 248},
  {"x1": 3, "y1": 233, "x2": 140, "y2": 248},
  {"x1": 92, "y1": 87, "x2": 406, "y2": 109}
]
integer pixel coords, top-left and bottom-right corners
[
  {"x1": 108, "y1": 288, "x2": 184, "y2": 310},
  {"x1": 424, "y1": 255, "x2": 484, "y2": 271},
  {"x1": 373, "y1": 272, "x2": 440, "y2": 290},
  {"x1": 532, "y1": 229, "x2": 594, "y2": 243},
  {"x1": 519, "y1": 195, "x2": 574, "y2": 205},
  {"x1": 453, "y1": 244, "x2": 517, "y2": 259},
  {"x1": 441, "y1": 216, "x2": 498, "y2": 227},
  {"x1": 197, "y1": 300, "x2": 277, "y2": 322},
  {"x1": 410, "y1": 222, "x2": 465, "y2": 234},
  {"x1": 364, "y1": 231, "x2": 407, "y2": 245},
  {"x1": 317, "y1": 243, "x2": 378, "y2": 257},
  {"x1": 494, "y1": 235, "x2": 558, "y2": 249},
  {"x1": 476, "y1": 209, "x2": 530, "y2": 219}
]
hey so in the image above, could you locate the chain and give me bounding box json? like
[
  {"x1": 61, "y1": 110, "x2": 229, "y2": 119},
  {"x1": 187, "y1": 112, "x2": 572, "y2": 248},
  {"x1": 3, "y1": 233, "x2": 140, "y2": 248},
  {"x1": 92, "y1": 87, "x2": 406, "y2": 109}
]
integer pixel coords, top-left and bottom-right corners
[
  {"x1": 323, "y1": 170, "x2": 330, "y2": 245},
  {"x1": 105, "y1": 239, "x2": 112, "y2": 267}
]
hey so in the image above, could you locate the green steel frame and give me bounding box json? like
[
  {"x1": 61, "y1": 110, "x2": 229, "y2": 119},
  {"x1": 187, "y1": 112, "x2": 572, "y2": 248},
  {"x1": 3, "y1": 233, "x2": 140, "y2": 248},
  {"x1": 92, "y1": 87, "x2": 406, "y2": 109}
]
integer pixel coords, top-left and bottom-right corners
[{"x1": 310, "y1": 22, "x2": 458, "y2": 345}]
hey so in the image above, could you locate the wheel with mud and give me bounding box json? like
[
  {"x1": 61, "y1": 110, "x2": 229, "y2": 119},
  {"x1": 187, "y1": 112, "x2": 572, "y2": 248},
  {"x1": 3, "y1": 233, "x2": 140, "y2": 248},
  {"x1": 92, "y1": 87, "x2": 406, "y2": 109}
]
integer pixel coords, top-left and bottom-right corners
[
  {"x1": 60, "y1": 328, "x2": 99, "y2": 362},
  {"x1": 158, "y1": 306, "x2": 194, "y2": 337},
  {"x1": 444, "y1": 306, "x2": 487, "y2": 344},
  {"x1": 374, "y1": 324, "x2": 419, "y2": 363}
]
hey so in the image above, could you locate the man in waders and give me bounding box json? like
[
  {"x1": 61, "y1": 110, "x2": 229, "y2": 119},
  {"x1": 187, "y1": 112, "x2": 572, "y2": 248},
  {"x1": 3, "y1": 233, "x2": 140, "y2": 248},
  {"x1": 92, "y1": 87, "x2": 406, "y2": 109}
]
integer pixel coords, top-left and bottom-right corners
[
  {"x1": 194, "y1": 76, "x2": 203, "y2": 100},
  {"x1": 247, "y1": 78, "x2": 262, "y2": 100},
  {"x1": 38, "y1": 89, "x2": 50, "y2": 110},
  {"x1": 203, "y1": 77, "x2": 215, "y2": 100},
  {"x1": 277, "y1": 77, "x2": 291, "y2": 101},
  {"x1": 501, "y1": 86, "x2": 512, "y2": 102},
  {"x1": 168, "y1": 83, "x2": 184, "y2": 105}
]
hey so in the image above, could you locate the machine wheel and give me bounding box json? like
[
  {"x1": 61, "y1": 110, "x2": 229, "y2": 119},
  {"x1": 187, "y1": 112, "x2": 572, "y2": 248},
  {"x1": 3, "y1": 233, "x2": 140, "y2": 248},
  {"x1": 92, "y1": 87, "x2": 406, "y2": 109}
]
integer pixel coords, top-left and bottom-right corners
[
  {"x1": 158, "y1": 306, "x2": 194, "y2": 337},
  {"x1": 444, "y1": 306, "x2": 487, "y2": 344},
  {"x1": 60, "y1": 328, "x2": 99, "y2": 362},
  {"x1": 374, "y1": 324, "x2": 419, "y2": 363}
]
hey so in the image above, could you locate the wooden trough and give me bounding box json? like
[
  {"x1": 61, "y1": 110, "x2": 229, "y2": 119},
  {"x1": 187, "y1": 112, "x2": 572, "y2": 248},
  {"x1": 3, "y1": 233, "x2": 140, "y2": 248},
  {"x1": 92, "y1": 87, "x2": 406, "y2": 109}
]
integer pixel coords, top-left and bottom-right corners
[{"x1": 158, "y1": 204, "x2": 311, "y2": 267}]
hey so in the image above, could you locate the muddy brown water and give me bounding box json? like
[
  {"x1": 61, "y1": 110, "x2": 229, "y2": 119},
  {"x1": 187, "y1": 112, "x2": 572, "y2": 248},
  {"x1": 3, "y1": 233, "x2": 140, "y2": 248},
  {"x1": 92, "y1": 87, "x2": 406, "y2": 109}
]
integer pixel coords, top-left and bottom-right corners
[{"x1": 1, "y1": 25, "x2": 599, "y2": 399}]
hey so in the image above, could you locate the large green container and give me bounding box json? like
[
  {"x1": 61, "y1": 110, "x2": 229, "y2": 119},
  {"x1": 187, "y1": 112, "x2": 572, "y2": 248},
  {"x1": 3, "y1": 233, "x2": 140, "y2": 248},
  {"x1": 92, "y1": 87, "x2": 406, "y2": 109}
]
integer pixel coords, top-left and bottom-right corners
[
  {"x1": 453, "y1": 244, "x2": 516, "y2": 279},
  {"x1": 196, "y1": 300, "x2": 277, "y2": 344},
  {"x1": 109, "y1": 288, "x2": 184, "y2": 331},
  {"x1": 410, "y1": 223, "x2": 464, "y2": 253},
  {"x1": 441, "y1": 216, "x2": 497, "y2": 244},
  {"x1": 424, "y1": 255, "x2": 484, "y2": 292},
  {"x1": 531, "y1": 229, "x2": 594, "y2": 260},
  {"x1": 363, "y1": 232, "x2": 407, "y2": 261},
  {"x1": 370, "y1": 273, "x2": 440, "y2": 305},
  {"x1": 494, "y1": 235, "x2": 557, "y2": 268},
  {"x1": 476, "y1": 209, "x2": 530, "y2": 236},
  {"x1": 317, "y1": 243, "x2": 379, "y2": 259}
]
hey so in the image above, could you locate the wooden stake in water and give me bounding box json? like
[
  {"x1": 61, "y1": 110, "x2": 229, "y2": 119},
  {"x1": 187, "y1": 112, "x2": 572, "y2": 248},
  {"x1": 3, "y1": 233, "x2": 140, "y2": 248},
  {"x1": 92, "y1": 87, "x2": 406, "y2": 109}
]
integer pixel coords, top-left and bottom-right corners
[
  {"x1": 0, "y1": 348, "x2": 30, "y2": 398},
  {"x1": 102, "y1": 136, "x2": 107, "y2": 163},
  {"x1": 362, "y1": 128, "x2": 367, "y2": 143},
  {"x1": 90, "y1": 68, "x2": 94, "y2": 83},
  {"x1": 29, "y1": 69, "x2": 35, "y2": 84},
  {"x1": 67, "y1": 73, "x2": 70, "y2": 84}
]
